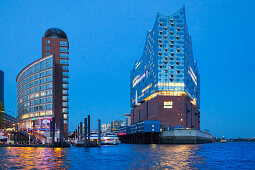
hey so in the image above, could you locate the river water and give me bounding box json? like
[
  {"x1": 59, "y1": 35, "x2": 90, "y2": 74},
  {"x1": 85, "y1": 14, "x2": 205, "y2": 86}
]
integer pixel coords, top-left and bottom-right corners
[{"x1": 0, "y1": 142, "x2": 254, "y2": 169}]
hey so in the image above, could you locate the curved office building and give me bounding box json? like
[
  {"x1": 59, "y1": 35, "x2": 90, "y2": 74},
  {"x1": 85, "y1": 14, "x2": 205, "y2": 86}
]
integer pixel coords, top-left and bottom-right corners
[
  {"x1": 17, "y1": 55, "x2": 54, "y2": 130},
  {"x1": 17, "y1": 28, "x2": 69, "y2": 138}
]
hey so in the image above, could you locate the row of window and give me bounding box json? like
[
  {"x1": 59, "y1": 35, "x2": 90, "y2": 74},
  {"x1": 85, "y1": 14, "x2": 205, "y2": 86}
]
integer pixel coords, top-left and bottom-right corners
[
  {"x1": 23, "y1": 97, "x2": 53, "y2": 108},
  {"x1": 20, "y1": 104, "x2": 54, "y2": 114},
  {"x1": 18, "y1": 84, "x2": 53, "y2": 103},
  {"x1": 18, "y1": 76, "x2": 53, "y2": 95},
  {"x1": 21, "y1": 109, "x2": 53, "y2": 119},
  {"x1": 18, "y1": 69, "x2": 53, "y2": 89},
  {"x1": 17, "y1": 57, "x2": 53, "y2": 84},
  {"x1": 45, "y1": 46, "x2": 50, "y2": 50}
]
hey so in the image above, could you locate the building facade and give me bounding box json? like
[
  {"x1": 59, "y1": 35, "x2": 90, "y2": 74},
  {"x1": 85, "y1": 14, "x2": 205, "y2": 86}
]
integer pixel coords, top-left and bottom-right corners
[
  {"x1": 0, "y1": 70, "x2": 4, "y2": 106},
  {"x1": 111, "y1": 120, "x2": 123, "y2": 134},
  {"x1": 130, "y1": 6, "x2": 200, "y2": 130},
  {"x1": 0, "y1": 113, "x2": 17, "y2": 129},
  {"x1": 17, "y1": 28, "x2": 69, "y2": 138}
]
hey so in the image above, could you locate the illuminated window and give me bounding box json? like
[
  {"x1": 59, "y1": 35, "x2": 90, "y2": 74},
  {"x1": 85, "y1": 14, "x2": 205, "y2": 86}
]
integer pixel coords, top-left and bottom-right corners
[
  {"x1": 159, "y1": 22, "x2": 163, "y2": 26},
  {"x1": 170, "y1": 19, "x2": 173, "y2": 22},
  {"x1": 171, "y1": 23, "x2": 174, "y2": 27},
  {"x1": 177, "y1": 27, "x2": 180, "y2": 31},
  {"x1": 170, "y1": 31, "x2": 173, "y2": 35},
  {"x1": 164, "y1": 27, "x2": 167, "y2": 30},
  {"x1": 64, "y1": 120, "x2": 68, "y2": 124},
  {"x1": 164, "y1": 101, "x2": 173, "y2": 108},
  {"x1": 63, "y1": 114, "x2": 68, "y2": 119},
  {"x1": 159, "y1": 31, "x2": 163, "y2": 35}
]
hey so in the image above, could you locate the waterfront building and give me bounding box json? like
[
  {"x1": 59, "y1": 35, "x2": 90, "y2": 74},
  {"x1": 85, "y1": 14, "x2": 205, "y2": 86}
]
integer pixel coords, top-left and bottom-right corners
[
  {"x1": 130, "y1": 6, "x2": 200, "y2": 130},
  {"x1": 111, "y1": 120, "x2": 123, "y2": 134},
  {"x1": 0, "y1": 112, "x2": 17, "y2": 129},
  {"x1": 16, "y1": 28, "x2": 69, "y2": 138},
  {"x1": 101, "y1": 124, "x2": 111, "y2": 133},
  {"x1": 0, "y1": 70, "x2": 4, "y2": 106}
]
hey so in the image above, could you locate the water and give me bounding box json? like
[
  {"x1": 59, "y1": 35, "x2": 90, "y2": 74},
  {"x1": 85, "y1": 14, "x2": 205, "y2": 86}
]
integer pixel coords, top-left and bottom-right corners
[{"x1": 0, "y1": 142, "x2": 255, "y2": 169}]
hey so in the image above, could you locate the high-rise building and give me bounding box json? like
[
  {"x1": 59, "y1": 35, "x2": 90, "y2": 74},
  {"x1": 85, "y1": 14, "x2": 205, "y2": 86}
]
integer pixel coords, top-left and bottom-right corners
[
  {"x1": 130, "y1": 6, "x2": 200, "y2": 130},
  {"x1": 16, "y1": 28, "x2": 69, "y2": 138},
  {"x1": 0, "y1": 70, "x2": 4, "y2": 106}
]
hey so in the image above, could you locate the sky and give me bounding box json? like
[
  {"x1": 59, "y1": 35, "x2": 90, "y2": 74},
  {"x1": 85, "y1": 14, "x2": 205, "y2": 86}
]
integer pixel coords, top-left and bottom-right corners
[{"x1": 0, "y1": 0, "x2": 254, "y2": 138}]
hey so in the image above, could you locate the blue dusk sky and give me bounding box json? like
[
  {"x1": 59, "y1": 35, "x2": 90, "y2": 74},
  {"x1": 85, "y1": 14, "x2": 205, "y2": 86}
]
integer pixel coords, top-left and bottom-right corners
[{"x1": 0, "y1": 0, "x2": 254, "y2": 138}]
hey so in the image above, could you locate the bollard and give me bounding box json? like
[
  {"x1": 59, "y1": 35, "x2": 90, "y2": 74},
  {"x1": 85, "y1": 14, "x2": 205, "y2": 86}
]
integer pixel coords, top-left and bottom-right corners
[
  {"x1": 88, "y1": 115, "x2": 91, "y2": 146},
  {"x1": 98, "y1": 119, "x2": 101, "y2": 147},
  {"x1": 84, "y1": 118, "x2": 87, "y2": 147}
]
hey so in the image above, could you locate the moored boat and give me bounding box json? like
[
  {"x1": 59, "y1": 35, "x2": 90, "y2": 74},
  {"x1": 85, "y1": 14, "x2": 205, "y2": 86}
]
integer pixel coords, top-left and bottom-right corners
[{"x1": 102, "y1": 133, "x2": 120, "y2": 145}]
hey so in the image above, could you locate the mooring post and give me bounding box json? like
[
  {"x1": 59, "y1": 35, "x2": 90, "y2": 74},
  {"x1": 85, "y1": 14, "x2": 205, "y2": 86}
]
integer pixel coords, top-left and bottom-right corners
[
  {"x1": 88, "y1": 115, "x2": 91, "y2": 146},
  {"x1": 84, "y1": 118, "x2": 88, "y2": 147},
  {"x1": 78, "y1": 125, "x2": 80, "y2": 141},
  {"x1": 80, "y1": 122, "x2": 83, "y2": 141},
  {"x1": 75, "y1": 129, "x2": 78, "y2": 140},
  {"x1": 98, "y1": 119, "x2": 101, "y2": 147},
  {"x1": 52, "y1": 117, "x2": 55, "y2": 148},
  {"x1": 33, "y1": 120, "x2": 35, "y2": 144},
  {"x1": 60, "y1": 113, "x2": 64, "y2": 147}
]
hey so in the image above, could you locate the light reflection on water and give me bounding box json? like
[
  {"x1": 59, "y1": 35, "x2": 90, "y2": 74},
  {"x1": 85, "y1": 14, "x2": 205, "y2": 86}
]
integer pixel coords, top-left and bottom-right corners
[{"x1": 0, "y1": 143, "x2": 255, "y2": 169}]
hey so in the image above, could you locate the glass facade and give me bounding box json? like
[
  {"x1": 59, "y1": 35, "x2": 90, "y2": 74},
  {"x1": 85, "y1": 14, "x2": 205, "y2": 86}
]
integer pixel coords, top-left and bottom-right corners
[
  {"x1": 130, "y1": 6, "x2": 200, "y2": 108},
  {"x1": 17, "y1": 55, "x2": 54, "y2": 130}
]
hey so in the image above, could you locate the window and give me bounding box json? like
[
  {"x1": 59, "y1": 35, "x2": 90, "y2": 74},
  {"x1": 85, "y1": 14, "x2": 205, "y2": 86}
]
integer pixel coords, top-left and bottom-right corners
[
  {"x1": 158, "y1": 52, "x2": 162, "y2": 56},
  {"x1": 170, "y1": 44, "x2": 173, "y2": 48},
  {"x1": 62, "y1": 102, "x2": 68, "y2": 107},
  {"x1": 45, "y1": 40, "x2": 48, "y2": 44},
  {"x1": 60, "y1": 41, "x2": 68, "y2": 46},
  {"x1": 164, "y1": 27, "x2": 167, "y2": 30},
  {"x1": 48, "y1": 40, "x2": 50, "y2": 44},
  {"x1": 159, "y1": 31, "x2": 163, "y2": 35},
  {"x1": 63, "y1": 114, "x2": 68, "y2": 119},
  {"x1": 170, "y1": 31, "x2": 173, "y2": 35},
  {"x1": 63, "y1": 84, "x2": 68, "y2": 89},
  {"x1": 177, "y1": 27, "x2": 180, "y2": 31},
  {"x1": 165, "y1": 48, "x2": 168, "y2": 52},
  {"x1": 60, "y1": 59, "x2": 68, "y2": 65},
  {"x1": 171, "y1": 53, "x2": 174, "y2": 56},
  {"x1": 63, "y1": 90, "x2": 68, "y2": 95},
  {"x1": 171, "y1": 66, "x2": 174, "y2": 69},
  {"x1": 170, "y1": 19, "x2": 173, "y2": 22},
  {"x1": 177, "y1": 49, "x2": 180, "y2": 52},
  {"x1": 60, "y1": 47, "x2": 68, "y2": 52},
  {"x1": 171, "y1": 40, "x2": 174, "y2": 44},
  {"x1": 63, "y1": 78, "x2": 68, "y2": 83},
  {"x1": 164, "y1": 35, "x2": 167, "y2": 39},
  {"x1": 159, "y1": 65, "x2": 163, "y2": 69},
  {"x1": 45, "y1": 46, "x2": 47, "y2": 50},
  {"x1": 159, "y1": 22, "x2": 163, "y2": 26},
  {"x1": 62, "y1": 108, "x2": 68, "y2": 113},
  {"x1": 63, "y1": 71, "x2": 68, "y2": 77},
  {"x1": 176, "y1": 61, "x2": 180, "y2": 65},
  {"x1": 60, "y1": 53, "x2": 68, "y2": 58},
  {"x1": 176, "y1": 36, "x2": 180, "y2": 40},
  {"x1": 62, "y1": 96, "x2": 68, "y2": 101},
  {"x1": 171, "y1": 23, "x2": 174, "y2": 27},
  {"x1": 64, "y1": 120, "x2": 68, "y2": 124},
  {"x1": 164, "y1": 101, "x2": 173, "y2": 108},
  {"x1": 159, "y1": 44, "x2": 163, "y2": 47},
  {"x1": 177, "y1": 70, "x2": 180, "y2": 73},
  {"x1": 63, "y1": 66, "x2": 68, "y2": 70},
  {"x1": 48, "y1": 46, "x2": 50, "y2": 50}
]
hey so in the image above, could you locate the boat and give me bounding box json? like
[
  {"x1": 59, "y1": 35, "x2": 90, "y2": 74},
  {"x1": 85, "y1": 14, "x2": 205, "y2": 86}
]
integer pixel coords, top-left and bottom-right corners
[
  {"x1": 102, "y1": 133, "x2": 120, "y2": 145},
  {"x1": 221, "y1": 136, "x2": 227, "y2": 143}
]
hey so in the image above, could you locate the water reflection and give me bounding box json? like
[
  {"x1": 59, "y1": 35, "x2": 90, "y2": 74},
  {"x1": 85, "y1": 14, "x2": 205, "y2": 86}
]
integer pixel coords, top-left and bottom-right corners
[
  {"x1": 1, "y1": 143, "x2": 254, "y2": 169},
  {"x1": 1, "y1": 147, "x2": 69, "y2": 169},
  {"x1": 130, "y1": 144, "x2": 203, "y2": 169}
]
